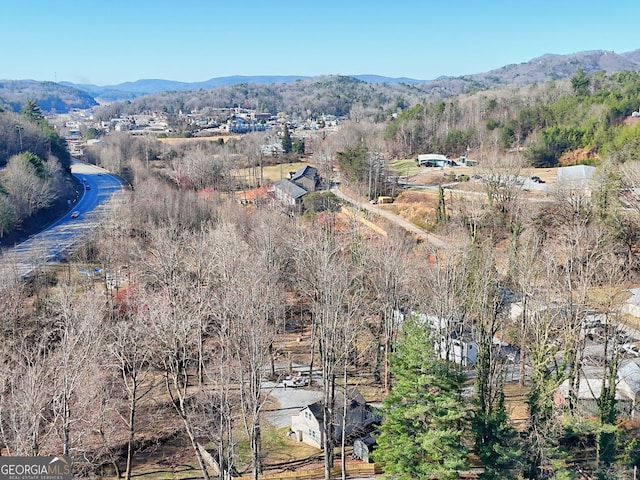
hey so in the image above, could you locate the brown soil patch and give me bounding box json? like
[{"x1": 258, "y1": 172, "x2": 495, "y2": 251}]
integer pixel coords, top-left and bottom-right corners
[
  {"x1": 410, "y1": 166, "x2": 476, "y2": 186},
  {"x1": 559, "y1": 148, "x2": 599, "y2": 166}
]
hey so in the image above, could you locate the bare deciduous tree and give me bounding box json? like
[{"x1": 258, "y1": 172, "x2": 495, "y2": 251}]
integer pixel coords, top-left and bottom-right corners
[{"x1": 292, "y1": 225, "x2": 366, "y2": 480}]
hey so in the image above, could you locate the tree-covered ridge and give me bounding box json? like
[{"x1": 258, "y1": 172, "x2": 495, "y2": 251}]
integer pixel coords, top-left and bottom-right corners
[
  {"x1": 92, "y1": 75, "x2": 422, "y2": 122},
  {"x1": 0, "y1": 101, "x2": 70, "y2": 168},
  {"x1": 0, "y1": 80, "x2": 98, "y2": 113},
  {"x1": 385, "y1": 70, "x2": 640, "y2": 166}
]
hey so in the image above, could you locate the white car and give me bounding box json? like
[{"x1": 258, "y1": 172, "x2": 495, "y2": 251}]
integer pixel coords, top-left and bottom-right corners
[
  {"x1": 70, "y1": 211, "x2": 80, "y2": 219},
  {"x1": 618, "y1": 343, "x2": 640, "y2": 357}
]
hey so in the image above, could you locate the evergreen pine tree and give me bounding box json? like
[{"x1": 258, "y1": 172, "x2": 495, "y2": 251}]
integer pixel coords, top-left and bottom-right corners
[
  {"x1": 374, "y1": 314, "x2": 468, "y2": 480},
  {"x1": 21, "y1": 98, "x2": 44, "y2": 123},
  {"x1": 281, "y1": 124, "x2": 292, "y2": 154}
]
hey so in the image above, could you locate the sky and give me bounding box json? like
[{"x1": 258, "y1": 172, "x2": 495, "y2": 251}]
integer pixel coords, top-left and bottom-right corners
[{"x1": 2, "y1": 0, "x2": 640, "y2": 86}]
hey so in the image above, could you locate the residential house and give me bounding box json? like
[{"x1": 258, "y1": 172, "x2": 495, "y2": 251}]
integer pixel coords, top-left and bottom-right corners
[
  {"x1": 290, "y1": 165, "x2": 321, "y2": 192},
  {"x1": 272, "y1": 165, "x2": 321, "y2": 214},
  {"x1": 290, "y1": 388, "x2": 380, "y2": 449},
  {"x1": 617, "y1": 359, "x2": 640, "y2": 416},
  {"x1": 273, "y1": 179, "x2": 307, "y2": 213},
  {"x1": 554, "y1": 362, "x2": 640, "y2": 418},
  {"x1": 260, "y1": 143, "x2": 285, "y2": 156},
  {"x1": 393, "y1": 309, "x2": 478, "y2": 366}
]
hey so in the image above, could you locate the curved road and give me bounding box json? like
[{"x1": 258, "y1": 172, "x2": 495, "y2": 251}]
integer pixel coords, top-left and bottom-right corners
[{"x1": 0, "y1": 162, "x2": 124, "y2": 282}]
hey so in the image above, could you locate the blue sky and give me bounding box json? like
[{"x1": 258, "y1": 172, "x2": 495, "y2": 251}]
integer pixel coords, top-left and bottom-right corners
[{"x1": 2, "y1": 0, "x2": 639, "y2": 86}]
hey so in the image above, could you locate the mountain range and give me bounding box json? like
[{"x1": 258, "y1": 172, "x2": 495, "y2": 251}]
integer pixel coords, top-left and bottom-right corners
[{"x1": 2, "y1": 48, "x2": 639, "y2": 112}]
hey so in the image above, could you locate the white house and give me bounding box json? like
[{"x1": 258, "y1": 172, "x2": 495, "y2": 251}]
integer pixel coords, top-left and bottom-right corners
[
  {"x1": 290, "y1": 388, "x2": 379, "y2": 449},
  {"x1": 393, "y1": 310, "x2": 478, "y2": 366}
]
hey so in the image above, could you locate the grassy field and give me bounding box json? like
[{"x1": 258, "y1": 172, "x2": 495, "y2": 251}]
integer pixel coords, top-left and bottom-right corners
[
  {"x1": 157, "y1": 135, "x2": 241, "y2": 145},
  {"x1": 234, "y1": 161, "x2": 309, "y2": 188},
  {"x1": 388, "y1": 158, "x2": 421, "y2": 177}
]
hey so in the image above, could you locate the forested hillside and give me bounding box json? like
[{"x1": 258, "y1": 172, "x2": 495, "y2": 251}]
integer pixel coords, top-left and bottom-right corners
[
  {"x1": 92, "y1": 75, "x2": 420, "y2": 122},
  {"x1": 0, "y1": 100, "x2": 71, "y2": 238},
  {"x1": 384, "y1": 70, "x2": 640, "y2": 166},
  {"x1": 0, "y1": 80, "x2": 98, "y2": 112}
]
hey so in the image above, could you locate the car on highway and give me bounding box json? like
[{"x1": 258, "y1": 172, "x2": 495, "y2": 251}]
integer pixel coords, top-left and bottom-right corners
[
  {"x1": 70, "y1": 211, "x2": 80, "y2": 218},
  {"x1": 85, "y1": 185, "x2": 91, "y2": 190}
]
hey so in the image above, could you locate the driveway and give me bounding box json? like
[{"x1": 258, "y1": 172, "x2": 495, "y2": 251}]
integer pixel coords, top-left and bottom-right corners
[{"x1": 263, "y1": 365, "x2": 324, "y2": 429}]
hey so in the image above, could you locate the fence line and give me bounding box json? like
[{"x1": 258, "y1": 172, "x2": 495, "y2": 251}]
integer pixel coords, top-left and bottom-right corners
[{"x1": 237, "y1": 462, "x2": 382, "y2": 480}]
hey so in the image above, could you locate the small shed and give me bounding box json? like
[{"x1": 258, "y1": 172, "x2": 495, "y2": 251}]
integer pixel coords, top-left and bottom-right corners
[{"x1": 353, "y1": 432, "x2": 378, "y2": 463}]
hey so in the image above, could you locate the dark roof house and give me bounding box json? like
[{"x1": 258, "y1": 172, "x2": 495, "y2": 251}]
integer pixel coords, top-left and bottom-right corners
[
  {"x1": 290, "y1": 388, "x2": 380, "y2": 449},
  {"x1": 290, "y1": 165, "x2": 320, "y2": 193},
  {"x1": 273, "y1": 164, "x2": 321, "y2": 214}
]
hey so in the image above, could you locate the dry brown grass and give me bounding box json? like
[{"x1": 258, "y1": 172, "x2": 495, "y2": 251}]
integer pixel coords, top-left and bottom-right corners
[
  {"x1": 235, "y1": 161, "x2": 309, "y2": 187},
  {"x1": 157, "y1": 135, "x2": 241, "y2": 145}
]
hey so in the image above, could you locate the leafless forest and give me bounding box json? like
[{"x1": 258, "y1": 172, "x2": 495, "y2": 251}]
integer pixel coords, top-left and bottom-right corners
[{"x1": 3, "y1": 68, "x2": 640, "y2": 479}]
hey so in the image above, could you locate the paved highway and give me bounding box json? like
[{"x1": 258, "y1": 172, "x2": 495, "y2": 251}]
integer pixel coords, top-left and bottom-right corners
[{"x1": 0, "y1": 162, "x2": 124, "y2": 282}]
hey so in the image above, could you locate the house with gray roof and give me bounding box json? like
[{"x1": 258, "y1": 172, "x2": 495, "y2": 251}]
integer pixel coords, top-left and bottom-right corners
[
  {"x1": 554, "y1": 360, "x2": 640, "y2": 418},
  {"x1": 617, "y1": 360, "x2": 640, "y2": 413},
  {"x1": 290, "y1": 165, "x2": 321, "y2": 192},
  {"x1": 273, "y1": 179, "x2": 307, "y2": 212},
  {"x1": 290, "y1": 388, "x2": 380, "y2": 449},
  {"x1": 273, "y1": 164, "x2": 321, "y2": 213}
]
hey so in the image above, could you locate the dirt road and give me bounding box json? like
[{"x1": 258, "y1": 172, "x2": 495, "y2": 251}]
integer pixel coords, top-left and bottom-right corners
[{"x1": 331, "y1": 187, "x2": 449, "y2": 249}]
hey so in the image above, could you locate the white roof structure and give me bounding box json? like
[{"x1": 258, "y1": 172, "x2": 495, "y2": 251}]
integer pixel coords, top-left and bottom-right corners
[
  {"x1": 418, "y1": 154, "x2": 448, "y2": 161},
  {"x1": 617, "y1": 360, "x2": 640, "y2": 397},
  {"x1": 556, "y1": 165, "x2": 596, "y2": 188}
]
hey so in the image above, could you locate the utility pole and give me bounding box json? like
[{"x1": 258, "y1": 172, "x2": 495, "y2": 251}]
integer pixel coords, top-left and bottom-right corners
[{"x1": 15, "y1": 124, "x2": 23, "y2": 150}]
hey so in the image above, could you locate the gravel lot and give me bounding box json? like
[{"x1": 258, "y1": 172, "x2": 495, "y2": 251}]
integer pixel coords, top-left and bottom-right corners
[{"x1": 263, "y1": 365, "x2": 324, "y2": 429}]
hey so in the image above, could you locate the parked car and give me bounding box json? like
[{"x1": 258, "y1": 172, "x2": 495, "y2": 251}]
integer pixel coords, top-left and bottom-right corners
[
  {"x1": 616, "y1": 330, "x2": 631, "y2": 344},
  {"x1": 618, "y1": 343, "x2": 640, "y2": 357},
  {"x1": 281, "y1": 375, "x2": 309, "y2": 388}
]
